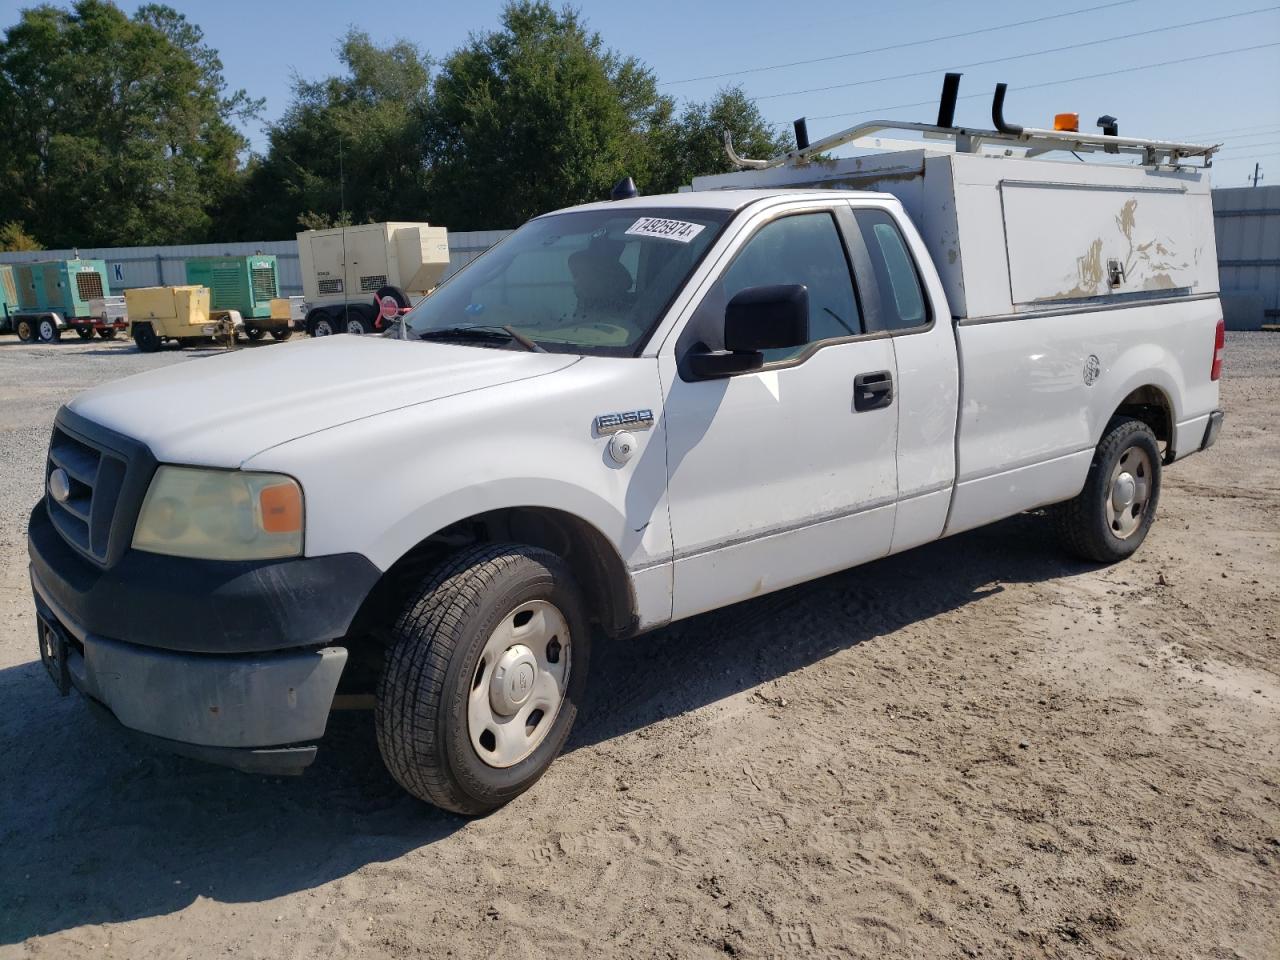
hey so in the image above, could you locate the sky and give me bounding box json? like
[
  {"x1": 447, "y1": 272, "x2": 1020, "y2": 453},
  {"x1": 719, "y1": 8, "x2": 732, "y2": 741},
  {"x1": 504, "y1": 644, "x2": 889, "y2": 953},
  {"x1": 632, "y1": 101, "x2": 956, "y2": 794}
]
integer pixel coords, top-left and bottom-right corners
[{"x1": 2, "y1": 0, "x2": 1278, "y2": 184}]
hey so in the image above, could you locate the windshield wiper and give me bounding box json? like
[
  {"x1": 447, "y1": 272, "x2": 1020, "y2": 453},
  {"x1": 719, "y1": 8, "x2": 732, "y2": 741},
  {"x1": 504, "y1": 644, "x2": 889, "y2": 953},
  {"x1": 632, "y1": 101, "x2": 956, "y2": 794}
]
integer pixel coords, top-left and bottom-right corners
[{"x1": 418, "y1": 324, "x2": 546, "y2": 353}]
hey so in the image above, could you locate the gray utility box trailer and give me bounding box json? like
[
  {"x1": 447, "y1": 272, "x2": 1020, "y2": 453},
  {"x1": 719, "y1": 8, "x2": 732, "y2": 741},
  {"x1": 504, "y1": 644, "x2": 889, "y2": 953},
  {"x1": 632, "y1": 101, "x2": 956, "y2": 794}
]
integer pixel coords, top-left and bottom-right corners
[{"x1": 296, "y1": 222, "x2": 450, "y2": 337}]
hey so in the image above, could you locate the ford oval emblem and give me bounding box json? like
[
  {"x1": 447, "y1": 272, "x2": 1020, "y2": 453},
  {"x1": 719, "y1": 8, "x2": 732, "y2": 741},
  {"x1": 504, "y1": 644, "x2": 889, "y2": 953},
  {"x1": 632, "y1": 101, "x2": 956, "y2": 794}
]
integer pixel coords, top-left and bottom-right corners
[{"x1": 48, "y1": 467, "x2": 71, "y2": 504}]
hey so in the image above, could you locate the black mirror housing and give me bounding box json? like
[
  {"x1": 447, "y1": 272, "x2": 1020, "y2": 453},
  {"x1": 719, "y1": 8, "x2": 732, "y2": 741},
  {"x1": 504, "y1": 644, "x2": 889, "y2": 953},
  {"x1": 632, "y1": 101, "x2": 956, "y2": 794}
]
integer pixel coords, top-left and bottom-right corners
[{"x1": 724, "y1": 284, "x2": 809, "y2": 352}]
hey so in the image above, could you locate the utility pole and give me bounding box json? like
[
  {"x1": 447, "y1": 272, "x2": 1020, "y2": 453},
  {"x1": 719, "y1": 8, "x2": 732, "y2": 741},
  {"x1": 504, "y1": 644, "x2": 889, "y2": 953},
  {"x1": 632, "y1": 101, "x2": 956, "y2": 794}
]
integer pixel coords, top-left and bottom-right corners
[{"x1": 1248, "y1": 162, "x2": 1264, "y2": 187}]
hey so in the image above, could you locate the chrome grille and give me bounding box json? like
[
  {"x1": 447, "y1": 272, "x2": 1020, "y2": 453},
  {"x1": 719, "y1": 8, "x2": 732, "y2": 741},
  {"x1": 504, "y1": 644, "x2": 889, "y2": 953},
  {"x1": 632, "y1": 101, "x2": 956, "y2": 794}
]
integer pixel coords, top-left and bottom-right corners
[{"x1": 44, "y1": 413, "x2": 152, "y2": 569}]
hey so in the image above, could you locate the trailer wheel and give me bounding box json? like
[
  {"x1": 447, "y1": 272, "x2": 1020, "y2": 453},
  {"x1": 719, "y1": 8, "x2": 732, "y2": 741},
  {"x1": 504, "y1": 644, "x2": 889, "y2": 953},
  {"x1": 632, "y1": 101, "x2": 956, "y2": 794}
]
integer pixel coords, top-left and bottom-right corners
[
  {"x1": 374, "y1": 285, "x2": 409, "y2": 310},
  {"x1": 97, "y1": 327, "x2": 117, "y2": 340},
  {"x1": 132, "y1": 322, "x2": 161, "y2": 353},
  {"x1": 16, "y1": 318, "x2": 35, "y2": 342},
  {"x1": 244, "y1": 326, "x2": 266, "y2": 341},
  {"x1": 345, "y1": 314, "x2": 371, "y2": 335},
  {"x1": 75, "y1": 327, "x2": 94, "y2": 340},
  {"x1": 308, "y1": 311, "x2": 335, "y2": 337},
  {"x1": 376, "y1": 543, "x2": 591, "y2": 815},
  {"x1": 270, "y1": 328, "x2": 293, "y2": 341},
  {"x1": 1053, "y1": 417, "x2": 1161, "y2": 563},
  {"x1": 37, "y1": 318, "x2": 61, "y2": 343}
]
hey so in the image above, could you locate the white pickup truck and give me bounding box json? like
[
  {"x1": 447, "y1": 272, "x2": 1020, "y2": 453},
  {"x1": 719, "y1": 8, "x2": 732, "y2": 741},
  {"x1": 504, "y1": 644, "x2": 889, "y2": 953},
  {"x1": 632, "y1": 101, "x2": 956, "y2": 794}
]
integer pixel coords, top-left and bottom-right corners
[{"x1": 29, "y1": 85, "x2": 1225, "y2": 814}]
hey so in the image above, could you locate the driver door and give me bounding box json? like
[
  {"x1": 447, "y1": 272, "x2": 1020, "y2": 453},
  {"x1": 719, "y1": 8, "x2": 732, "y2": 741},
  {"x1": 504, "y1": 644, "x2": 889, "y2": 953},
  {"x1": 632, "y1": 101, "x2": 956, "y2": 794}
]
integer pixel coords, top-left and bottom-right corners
[{"x1": 659, "y1": 202, "x2": 899, "y2": 620}]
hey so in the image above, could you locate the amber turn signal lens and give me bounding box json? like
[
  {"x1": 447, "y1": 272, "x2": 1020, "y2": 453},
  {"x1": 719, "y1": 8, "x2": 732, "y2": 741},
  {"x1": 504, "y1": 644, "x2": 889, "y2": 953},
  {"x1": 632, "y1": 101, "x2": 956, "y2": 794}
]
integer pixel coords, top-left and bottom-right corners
[
  {"x1": 1054, "y1": 112, "x2": 1080, "y2": 132},
  {"x1": 260, "y1": 482, "x2": 303, "y2": 533}
]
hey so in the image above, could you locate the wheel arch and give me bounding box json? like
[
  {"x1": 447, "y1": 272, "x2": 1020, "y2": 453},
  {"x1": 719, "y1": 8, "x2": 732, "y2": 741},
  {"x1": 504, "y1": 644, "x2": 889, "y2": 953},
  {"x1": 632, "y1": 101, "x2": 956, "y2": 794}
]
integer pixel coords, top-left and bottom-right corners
[
  {"x1": 1111, "y1": 383, "x2": 1175, "y2": 461},
  {"x1": 347, "y1": 504, "x2": 639, "y2": 658}
]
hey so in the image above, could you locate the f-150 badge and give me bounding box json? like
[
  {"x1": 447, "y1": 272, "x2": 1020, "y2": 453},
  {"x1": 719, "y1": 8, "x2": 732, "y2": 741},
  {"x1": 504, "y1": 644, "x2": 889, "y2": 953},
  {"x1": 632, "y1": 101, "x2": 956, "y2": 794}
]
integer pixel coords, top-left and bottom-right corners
[{"x1": 594, "y1": 410, "x2": 654, "y2": 435}]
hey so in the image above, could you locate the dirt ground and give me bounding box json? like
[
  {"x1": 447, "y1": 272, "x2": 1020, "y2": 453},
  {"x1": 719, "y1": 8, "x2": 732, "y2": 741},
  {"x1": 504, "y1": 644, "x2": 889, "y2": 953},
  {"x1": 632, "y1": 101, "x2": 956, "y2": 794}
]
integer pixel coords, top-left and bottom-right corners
[{"x1": 0, "y1": 334, "x2": 1276, "y2": 960}]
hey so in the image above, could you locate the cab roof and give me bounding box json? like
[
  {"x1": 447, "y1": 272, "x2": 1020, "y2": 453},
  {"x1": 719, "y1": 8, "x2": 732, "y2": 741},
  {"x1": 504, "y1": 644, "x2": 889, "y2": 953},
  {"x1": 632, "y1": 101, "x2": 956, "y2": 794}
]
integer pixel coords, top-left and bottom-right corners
[{"x1": 545, "y1": 188, "x2": 892, "y2": 217}]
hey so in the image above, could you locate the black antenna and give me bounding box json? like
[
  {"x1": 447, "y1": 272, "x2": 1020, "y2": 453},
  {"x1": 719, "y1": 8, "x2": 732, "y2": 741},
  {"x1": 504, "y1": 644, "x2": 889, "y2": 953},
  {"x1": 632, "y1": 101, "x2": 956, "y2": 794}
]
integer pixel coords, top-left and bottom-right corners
[
  {"x1": 991, "y1": 82, "x2": 1023, "y2": 135},
  {"x1": 936, "y1": 72, "x2": 961, "y2": 128}
]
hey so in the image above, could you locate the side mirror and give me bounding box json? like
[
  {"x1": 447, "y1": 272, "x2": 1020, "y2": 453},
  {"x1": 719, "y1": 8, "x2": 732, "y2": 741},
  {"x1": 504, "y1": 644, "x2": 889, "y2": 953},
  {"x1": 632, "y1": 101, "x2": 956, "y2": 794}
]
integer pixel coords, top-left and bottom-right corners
[{"x1": 686, "y1": 284, "x2": 809, "y2": 380}]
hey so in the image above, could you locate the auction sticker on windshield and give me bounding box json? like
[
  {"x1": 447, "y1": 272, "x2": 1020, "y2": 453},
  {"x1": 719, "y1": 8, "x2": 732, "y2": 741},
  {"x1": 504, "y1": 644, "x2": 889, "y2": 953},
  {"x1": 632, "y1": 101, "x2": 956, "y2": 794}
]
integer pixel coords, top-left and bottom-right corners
[{"x1": 625, "y1": 217, "x2": 706, "y2": 243}]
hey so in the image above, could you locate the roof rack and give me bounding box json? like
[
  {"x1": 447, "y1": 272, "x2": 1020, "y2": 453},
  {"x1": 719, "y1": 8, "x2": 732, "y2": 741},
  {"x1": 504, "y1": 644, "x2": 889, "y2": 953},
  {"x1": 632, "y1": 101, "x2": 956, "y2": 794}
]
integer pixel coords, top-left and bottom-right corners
[{"x1": 727, "y1": 74, "x2": 1219, "y2": 171}]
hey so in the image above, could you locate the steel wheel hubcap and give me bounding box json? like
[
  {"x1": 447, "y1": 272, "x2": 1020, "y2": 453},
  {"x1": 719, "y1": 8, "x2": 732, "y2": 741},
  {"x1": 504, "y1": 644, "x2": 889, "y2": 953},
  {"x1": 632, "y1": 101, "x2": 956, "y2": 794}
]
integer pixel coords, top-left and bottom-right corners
[
  {"x1": 40, "y1": 321, "x2": 53, "y2": 339},
  {"x1": 1106, "y1": 446, "x2": 1152, "y2": 539},
  {"x1": 315, "y1": 321, "x2": 332, "y2": 335},
  {"x1": 346, "y1": 319, "x2": 365, "y2": 335},
  {"x1": 468, "y1": 600, "x2": 570, "y2": 768}
]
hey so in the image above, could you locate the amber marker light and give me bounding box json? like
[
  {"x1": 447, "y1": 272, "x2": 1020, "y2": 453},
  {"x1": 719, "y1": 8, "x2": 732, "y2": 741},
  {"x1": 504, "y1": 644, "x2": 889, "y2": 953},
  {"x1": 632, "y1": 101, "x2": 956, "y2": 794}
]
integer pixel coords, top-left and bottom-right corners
[
  {"x1": 1054, "y1": 113, "x2": 1080, "y2": 132},
  {"x1": 260, "y1": 481, "x2": 303, "y2": 534}
]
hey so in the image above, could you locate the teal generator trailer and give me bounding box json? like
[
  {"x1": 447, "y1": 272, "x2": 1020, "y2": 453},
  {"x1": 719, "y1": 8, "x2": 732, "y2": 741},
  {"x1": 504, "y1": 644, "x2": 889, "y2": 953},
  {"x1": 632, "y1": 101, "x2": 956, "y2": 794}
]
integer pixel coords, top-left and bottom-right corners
[
  {"x1": 0, "y1": 264, "x2": 18, "y2": 332},
  {"x1": 184, "y1": 254, "x2": 292, "y2": 341},
  {"x1": 4, "y1": 258, "x2": 127, "y2": 343}
]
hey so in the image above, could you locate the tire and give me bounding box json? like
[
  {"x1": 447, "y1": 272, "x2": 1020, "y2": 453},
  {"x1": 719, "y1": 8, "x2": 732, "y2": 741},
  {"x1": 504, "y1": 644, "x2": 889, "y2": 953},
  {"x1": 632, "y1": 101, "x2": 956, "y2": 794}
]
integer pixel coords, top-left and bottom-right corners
[
  {"x1": 343, "y1": 308, "x2": 374, "y2": 335},
  {"x1": 98, "y1": 327, "x2": 117, "y2": 340},
  {"x1": 376, "y1": 543, "x2": 591, "y2": 815},
  {"x1": 270, "y1": 328, "x2": 293, "y2": 341},
  {"x1": 37, "y1": 318, "x2": 60, "y2": 343},
  {"x1": 75, "y1": 327, "x2": 94, "y2": 340},
  {"x1": 308, "y1": 311, "x2": 335, "y2": 337},
  {"x1": 244, "y1": 326, "x2": 266, "y2": 341},
  {"x1": 375, "y1": 285, "x2": 409, "y2": 310},
  {"x1": 16, "y1": 318, "x2": 35, "y2": 342},
  {"x1": 1053, "y1": 417, "x2": 1161, "y2": 563},
  {"x1": 132, "y1": 322, "x2": 161, "y2": 353}
]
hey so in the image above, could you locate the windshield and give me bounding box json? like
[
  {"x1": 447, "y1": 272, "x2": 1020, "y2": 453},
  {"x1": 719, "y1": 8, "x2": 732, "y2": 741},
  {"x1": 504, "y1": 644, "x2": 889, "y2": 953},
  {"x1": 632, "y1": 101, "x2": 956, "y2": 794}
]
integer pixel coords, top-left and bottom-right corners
[{"x1": 399, "y1": 206, "x2": 731, "y2": 356}]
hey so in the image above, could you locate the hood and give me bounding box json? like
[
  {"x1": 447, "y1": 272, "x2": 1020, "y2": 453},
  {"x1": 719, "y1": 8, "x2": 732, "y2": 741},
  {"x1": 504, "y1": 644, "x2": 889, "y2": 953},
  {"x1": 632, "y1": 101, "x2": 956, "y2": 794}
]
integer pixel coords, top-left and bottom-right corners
[{"x1": 68, "y1": 335, "x2": 578, "y2": 467}]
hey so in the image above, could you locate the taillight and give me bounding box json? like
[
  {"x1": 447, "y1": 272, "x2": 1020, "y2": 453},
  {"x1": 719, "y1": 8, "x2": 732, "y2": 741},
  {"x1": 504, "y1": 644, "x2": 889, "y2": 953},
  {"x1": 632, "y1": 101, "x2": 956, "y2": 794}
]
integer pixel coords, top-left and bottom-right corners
[{"x1": 1210, "y1": 318, "x2": 1225, "y2": 381}]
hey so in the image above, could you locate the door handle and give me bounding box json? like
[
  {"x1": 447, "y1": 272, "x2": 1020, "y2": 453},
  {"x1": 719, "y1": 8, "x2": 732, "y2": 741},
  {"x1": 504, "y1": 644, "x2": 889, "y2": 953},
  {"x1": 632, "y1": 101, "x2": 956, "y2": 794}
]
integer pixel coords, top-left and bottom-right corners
[{"x1": 853, "y1": 370, "x2": 894, "y2": 411}]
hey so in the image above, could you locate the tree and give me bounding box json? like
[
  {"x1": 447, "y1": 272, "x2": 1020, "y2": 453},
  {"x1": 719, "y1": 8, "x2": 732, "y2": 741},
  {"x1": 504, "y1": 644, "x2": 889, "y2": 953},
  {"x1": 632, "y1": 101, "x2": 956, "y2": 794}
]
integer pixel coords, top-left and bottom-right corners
[
  {"x1": 651, "y1": 86, "x2": 792, "y2": 194},
  {"x1": 422, "y1": 1, "x2": 672, "y2": 230},
  {"x1": 0, "y1": 220, "x2": 43, "y2": 250},
  {"x1": 0, "y1": 1, "x2": 260, "y2": 247},
  {"x1": 230, "y1": 30, "x2": 433, "y2": 239}
]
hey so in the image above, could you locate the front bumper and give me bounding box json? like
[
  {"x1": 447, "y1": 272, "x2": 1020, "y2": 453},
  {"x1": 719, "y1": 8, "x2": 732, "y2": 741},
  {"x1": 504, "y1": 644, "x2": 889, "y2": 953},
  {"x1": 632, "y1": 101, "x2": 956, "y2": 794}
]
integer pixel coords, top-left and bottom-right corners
[{"x1": 28, "y1": 502, "x2": 381, "y2": 773}]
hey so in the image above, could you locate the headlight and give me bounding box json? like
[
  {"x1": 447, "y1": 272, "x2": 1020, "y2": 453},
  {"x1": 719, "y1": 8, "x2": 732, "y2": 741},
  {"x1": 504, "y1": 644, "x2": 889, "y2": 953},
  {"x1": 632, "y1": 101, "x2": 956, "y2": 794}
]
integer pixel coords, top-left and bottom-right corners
[{"x1": 132, "y1": 466, "x2": 303, "y2": 560}]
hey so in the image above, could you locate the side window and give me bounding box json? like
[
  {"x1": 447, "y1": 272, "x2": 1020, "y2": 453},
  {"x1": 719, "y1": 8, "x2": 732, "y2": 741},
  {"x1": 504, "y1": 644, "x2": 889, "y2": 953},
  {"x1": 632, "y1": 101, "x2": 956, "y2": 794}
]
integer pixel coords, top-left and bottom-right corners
[
  {"x1": 855, "y1": 210, "x2": 929, "y2": 332},
  {"x1": 686, "y1": 211, "x2": 863, "y2": 364}
]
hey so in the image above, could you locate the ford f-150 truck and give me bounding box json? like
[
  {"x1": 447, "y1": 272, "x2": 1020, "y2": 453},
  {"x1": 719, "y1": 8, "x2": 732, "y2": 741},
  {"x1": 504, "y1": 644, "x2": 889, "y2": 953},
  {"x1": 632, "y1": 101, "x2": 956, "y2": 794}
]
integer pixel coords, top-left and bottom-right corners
[{"x1": 29, "y1": 81, "x2": 1225, "y2": 814}]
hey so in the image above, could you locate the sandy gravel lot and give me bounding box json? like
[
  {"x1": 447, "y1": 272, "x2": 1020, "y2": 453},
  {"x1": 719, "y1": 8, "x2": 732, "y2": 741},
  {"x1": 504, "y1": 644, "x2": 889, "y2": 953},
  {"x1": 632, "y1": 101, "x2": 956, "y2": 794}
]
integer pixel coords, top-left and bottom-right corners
[{"x1": 0, "y1": 334, "x2": 1276, "y2": 960}]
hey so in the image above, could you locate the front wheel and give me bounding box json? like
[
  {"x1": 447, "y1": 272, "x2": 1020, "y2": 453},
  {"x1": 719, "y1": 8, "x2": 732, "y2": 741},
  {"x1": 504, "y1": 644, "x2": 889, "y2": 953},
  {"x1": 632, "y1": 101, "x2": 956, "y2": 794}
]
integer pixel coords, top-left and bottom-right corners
[
  {"x1": 75, "y1": 327, "x2": 94, "y2": 340},
  {"x1": 1054, "y1": 417, "x2": 1161, "y2": 563},
  {"x1": 375, "y1": 544, "x2": 590, "y2": 815},
  {"x1": 98, "y1": 327, "x2": 117, "y2": 340},
  {"x1": 244, "y1": 326, "x2": 266, "y2": 341},
  {"x1": 16, "y1": 318, "x2": 35, "y2": 342},
  {"x1": 132, "y1": 322, "x2": 161, "y2": 353},
  {"x1": 270, "y1": 328, "x2": 293, "y2": 341}
]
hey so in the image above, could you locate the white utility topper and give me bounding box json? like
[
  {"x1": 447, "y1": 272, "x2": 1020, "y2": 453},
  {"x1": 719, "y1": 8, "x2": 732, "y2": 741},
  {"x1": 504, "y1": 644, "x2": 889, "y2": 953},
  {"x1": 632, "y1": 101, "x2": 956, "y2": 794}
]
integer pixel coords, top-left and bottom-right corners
[{"x1": 29, "y1": 76, "x2": 1224, "y2": 815}]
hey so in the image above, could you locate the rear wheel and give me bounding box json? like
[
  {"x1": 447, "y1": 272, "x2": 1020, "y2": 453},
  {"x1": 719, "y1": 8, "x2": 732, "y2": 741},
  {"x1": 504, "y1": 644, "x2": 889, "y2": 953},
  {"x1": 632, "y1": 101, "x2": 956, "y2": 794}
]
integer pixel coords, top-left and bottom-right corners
[
  {"x1": 244, "y1": 326, "x2": 266, "y2": 341},
  {"x1": 376, "y1": 544, "x2": 590, "y2": 815},
  {"x1": 16, "y1": 318, "x2": 35, "y2": 342},
  {"x1": 75, "y1": 327, "x2": 94, "y2": 340},
  {"x1": 344, "y1": 309, "x2": 373, "y2": 335},
  {"x1": 270, "y1": 328, "x2": 293, "y2": 341},
  {"x1": 132, "y1": 322, "x2": 161, "y2": 353},
  {"x1": 98, "y1": 327, "x2": 117, "y2": 340},
  {"x1": 308, "y1": 312, "x2": 335, "y2": 337},
  {"x1": 37, "y1": 318, "x2": 60, "y2": 343},
  {"x1": 1054, "y1": 417, "x2": 1161, "y2": 563}
]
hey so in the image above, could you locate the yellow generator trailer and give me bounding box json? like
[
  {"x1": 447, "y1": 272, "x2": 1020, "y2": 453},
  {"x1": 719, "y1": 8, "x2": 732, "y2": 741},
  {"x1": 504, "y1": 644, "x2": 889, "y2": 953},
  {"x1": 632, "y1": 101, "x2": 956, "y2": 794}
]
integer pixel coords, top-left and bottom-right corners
[{"x1": 125, "y1": 286, "x2": 232, "y2": 353}]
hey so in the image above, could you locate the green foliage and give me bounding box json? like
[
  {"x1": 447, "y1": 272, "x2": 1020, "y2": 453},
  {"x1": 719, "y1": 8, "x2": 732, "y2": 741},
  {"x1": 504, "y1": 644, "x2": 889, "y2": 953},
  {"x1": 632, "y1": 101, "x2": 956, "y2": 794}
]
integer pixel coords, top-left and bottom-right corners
[
  {"x1": 0, "y1": 1, "x2": 794, "y2": 244},
  {"x1": 0, "y1": 220, "x2": 43, "y2": 250},
  {"x1": 0, "y1": 1, "x2": 260, "y2": 247},
  {"x1": 651, "y1": 87, "x2": 792, "y2": 194},
  {"x1": 422, "y1": 1, "x2": 673, "y2": 230},
  {"x1": 230, "y1": 30, "x2": 433, "y2": 239}
]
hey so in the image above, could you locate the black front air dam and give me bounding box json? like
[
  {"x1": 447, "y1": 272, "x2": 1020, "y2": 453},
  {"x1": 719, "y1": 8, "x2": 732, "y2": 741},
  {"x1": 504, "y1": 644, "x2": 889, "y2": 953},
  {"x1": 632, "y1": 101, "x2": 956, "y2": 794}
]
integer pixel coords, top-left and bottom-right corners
[{"x1": 28, "y1": 503, "x2": 381, "y2": 655}]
